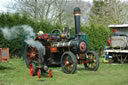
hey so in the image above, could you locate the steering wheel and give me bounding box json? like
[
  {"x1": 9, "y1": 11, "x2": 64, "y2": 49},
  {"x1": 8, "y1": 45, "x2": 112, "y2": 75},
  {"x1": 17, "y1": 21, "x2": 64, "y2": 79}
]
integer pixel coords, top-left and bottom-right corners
[{"x1": 51, "y1": 29, "x2": 62, "y2": 35}]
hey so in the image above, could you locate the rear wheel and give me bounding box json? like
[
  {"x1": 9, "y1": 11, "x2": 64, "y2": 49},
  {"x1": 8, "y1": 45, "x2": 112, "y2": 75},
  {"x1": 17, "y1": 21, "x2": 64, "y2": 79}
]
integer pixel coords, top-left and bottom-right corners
[
  {"x1": 61, "y1": 52, "x2": 77, "y2": 74},
  {"x1": 84, "y1": 51, "x2": 99, "y2": 71}
]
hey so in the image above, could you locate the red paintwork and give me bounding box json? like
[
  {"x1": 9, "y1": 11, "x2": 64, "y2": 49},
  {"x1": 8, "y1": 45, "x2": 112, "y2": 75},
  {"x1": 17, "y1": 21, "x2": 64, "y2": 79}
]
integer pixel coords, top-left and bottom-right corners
[
  {"x1": 37, "y1": 69, "x2": 41, "y2": 78},
  {"x1": 37, "y1": 35, "x2": 41, "y2": 39},
  {"x1": 50, "y1": 36, "x2": 52, "y2": 41},
  {"x1": 113, "y1": 29, "x2": 117, "y2": 33},
  {"x1": 64, "y1": 61, "x2": 68, "y2": 66},
  {"x1": 80, "y1": 41, "x2": 87, "y2": 52},
  {"x1": 49, "y1": 69, "x2": 52, "y2": 78},
  {"x1": 64, "y1": 56, "x2": 73, "y2": 71},
  {"x1": 78, "y1": 54, "x2": 89, "y2": 64},
  {"x1": 107, "y1": 37, "x2": 111, "y2": 45},
  {"x1": 44, "y1": 34, "x2": 48, "y2": 40},
  {"x1": 30, "y1": 64, "x2": 34, "y2": 76},
  {"x1": 78, "y1": 60, "x2": 89, "y2": 64},
  {"x1": 28, "y1": 47, "x2": 38, "y2": 58},
  {"x1": 79, "y1": 54, "x2": 86, "y2": 59},
  {"x1": 82, "y1": 60, "x2": 89, "y2": 63},
  {"x1": 37, "y1": 34, "x2": 49, "y2": 40},
  {"x1": 42, "y1": 36, "x2": 44, "y2": 39},
  {"x1": 91, "y1": 64, "x2": 93, "y2": 68},
  {"x1": 50, "y1": 47, "x2": 57, "y2": 52},
  {"x1": 69, "y1": 65, "x2": 72, "y2": 71},
  {"x1": 50, "y1": 36, "x2": 55, "y2": 41}
]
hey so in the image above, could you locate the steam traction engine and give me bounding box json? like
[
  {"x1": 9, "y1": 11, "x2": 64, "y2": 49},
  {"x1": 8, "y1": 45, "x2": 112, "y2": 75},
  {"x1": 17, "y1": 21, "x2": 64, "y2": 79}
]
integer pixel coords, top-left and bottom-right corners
[{"x1": 24, "y1": 7, "x2": 100, "y2": 78}]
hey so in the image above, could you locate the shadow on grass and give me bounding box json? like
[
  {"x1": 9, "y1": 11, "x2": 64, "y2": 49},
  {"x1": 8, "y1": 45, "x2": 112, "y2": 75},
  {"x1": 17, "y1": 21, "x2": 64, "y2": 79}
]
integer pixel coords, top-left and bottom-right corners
[
  {"x1": 36, "y1": 75, "x2": 52, "y2": 82},
  {"x1": 48, "y1": 64, "x2": 61, "y2": 68},
  {"x1": 0, "y1": 65, "x2": 15, "y2": 70},
  {"x1": 36, "y1": 79, "x2": 45, "y2": 82}
]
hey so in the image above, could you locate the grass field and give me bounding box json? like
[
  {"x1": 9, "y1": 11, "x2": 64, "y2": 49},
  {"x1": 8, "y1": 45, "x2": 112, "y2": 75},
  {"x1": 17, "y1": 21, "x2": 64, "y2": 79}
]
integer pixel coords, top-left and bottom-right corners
[{"x1": 0, "y1": 58, "x2": 128, "y2": 85}]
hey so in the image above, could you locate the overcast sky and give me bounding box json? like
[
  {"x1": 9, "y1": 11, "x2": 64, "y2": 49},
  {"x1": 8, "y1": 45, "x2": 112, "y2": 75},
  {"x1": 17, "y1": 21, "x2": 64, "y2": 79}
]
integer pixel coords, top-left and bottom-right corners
[
  {"x1": 0, "y1": 0, "x2": 93, "y2": 13},
  {"x1": 0, "y1": 0, "x2": 14, "y2": 13}
]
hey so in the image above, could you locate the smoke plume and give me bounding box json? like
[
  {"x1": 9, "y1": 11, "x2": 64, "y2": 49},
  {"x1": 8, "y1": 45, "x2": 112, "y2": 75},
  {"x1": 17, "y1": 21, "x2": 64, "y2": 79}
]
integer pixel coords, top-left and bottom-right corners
[{"x1": 0, "y1": 25, "x2": 45, "y2": 55}]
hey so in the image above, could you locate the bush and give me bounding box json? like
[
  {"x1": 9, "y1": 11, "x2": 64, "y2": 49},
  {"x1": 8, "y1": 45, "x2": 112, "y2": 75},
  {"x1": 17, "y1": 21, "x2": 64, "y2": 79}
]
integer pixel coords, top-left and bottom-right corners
[{"x1": 81, "y1": 24, "x2": 110, "y2": 54}]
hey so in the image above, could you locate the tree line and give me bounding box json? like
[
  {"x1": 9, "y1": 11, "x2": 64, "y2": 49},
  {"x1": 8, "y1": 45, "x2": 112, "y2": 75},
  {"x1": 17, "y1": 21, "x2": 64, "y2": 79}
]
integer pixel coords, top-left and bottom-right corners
[{"x1": 9, "y1": 0, "x2": 128, "y2": 25}]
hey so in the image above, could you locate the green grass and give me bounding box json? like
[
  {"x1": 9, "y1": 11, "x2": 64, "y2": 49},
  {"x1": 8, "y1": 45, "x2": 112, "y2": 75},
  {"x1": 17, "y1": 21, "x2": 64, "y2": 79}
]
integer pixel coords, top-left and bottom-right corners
[{"x1": 0, "y1": 59, "x2": 128, "y2": 85}]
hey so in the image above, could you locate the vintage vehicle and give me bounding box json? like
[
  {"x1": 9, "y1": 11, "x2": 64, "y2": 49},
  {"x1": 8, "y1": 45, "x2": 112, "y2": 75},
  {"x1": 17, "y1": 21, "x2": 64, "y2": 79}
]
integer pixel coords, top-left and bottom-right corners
[
  {"x1": 24, "y1": 7, "x2": 99, "y2": 78},
  {"x1": 104, "y1": 24, "x2": 128, "y2": 64}
]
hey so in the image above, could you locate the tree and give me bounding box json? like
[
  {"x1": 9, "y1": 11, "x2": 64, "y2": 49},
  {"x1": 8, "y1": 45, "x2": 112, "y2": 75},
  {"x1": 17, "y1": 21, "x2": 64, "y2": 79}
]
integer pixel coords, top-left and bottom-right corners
[
  {"x1": 55, "y1": 0, "x2": 93, "y2": 25},
  {"x1": 12, "y1": 0, "x2": 55, "y2": 22},
  {"x1": 90, "y1": 0, "x2": 128, "y2": 25},
  {"x1": 9, "y1": 0, "x2": 92, "y2": 25}
]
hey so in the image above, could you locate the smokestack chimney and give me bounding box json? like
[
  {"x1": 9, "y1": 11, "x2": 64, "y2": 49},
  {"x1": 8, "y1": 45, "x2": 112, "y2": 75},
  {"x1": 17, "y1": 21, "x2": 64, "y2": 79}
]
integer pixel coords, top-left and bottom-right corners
[{"x1": 74, "y1": 7, "x2": 81, "y2": 35}]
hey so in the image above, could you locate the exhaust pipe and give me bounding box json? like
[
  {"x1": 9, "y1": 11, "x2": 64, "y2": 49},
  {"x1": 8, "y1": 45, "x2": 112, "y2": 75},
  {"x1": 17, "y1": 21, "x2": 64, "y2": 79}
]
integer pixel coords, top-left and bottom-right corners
[{"x1": 74, "y1": 7, "x2": 81, "y2": 35}]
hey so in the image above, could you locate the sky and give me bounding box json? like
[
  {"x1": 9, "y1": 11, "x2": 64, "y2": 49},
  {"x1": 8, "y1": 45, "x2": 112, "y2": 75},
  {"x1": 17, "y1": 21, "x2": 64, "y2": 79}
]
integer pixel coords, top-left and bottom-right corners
[
  {"x1": 0, "y1": 0, "x2": 14, "y2": 13},
  {"x1": 0, "y1": 0, "x2": 93, "y2": 13}
]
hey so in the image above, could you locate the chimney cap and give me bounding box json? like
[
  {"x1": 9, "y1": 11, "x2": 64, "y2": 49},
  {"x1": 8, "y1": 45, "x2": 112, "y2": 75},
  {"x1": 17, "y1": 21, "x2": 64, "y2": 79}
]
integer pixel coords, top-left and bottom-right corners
[{"x1": 74, "y1": 7, "x2": 81, "y2": 14}]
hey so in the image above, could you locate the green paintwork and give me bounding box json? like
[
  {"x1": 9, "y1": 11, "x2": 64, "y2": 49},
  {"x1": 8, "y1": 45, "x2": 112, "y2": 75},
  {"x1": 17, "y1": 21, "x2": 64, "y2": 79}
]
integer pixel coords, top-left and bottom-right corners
[{"x1": 72, "y1": 34, "x2": 89, "y2": 52}]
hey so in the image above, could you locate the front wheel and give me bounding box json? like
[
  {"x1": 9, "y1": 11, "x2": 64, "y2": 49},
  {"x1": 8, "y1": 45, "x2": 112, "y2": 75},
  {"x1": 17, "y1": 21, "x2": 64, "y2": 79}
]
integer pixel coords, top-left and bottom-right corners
[
  {"x1": 37, "y1": 69, "x2": 41, "y2": 78},
  {"x1": 49, "y1": 69, "x2": 52, "y2": 78},
  {"x1": 30, "y1": 63, "x2": 37, "y2": 76},
  {"x1": 84, "y1": 51, "x2": 99, "y2": 71},
  {"x1": 24, "y1": 44, "x2": 44, "y2": 68},
  {"x1": 61, "y1": 52, "x2": 77, "y2": 74}
]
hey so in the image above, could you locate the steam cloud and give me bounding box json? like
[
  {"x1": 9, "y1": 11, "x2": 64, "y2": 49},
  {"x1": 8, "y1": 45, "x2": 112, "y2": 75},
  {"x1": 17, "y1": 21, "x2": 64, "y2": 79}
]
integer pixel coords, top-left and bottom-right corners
[{"x1": 0, "y1": 25, "x2": 45, "y2": 55}]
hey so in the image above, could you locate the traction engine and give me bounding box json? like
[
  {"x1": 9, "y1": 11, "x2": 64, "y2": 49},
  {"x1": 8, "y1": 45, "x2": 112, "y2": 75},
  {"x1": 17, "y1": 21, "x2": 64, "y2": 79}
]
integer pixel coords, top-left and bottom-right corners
[{"x1": 24, "y1": 7, "x2": 100, "y2": 77}]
